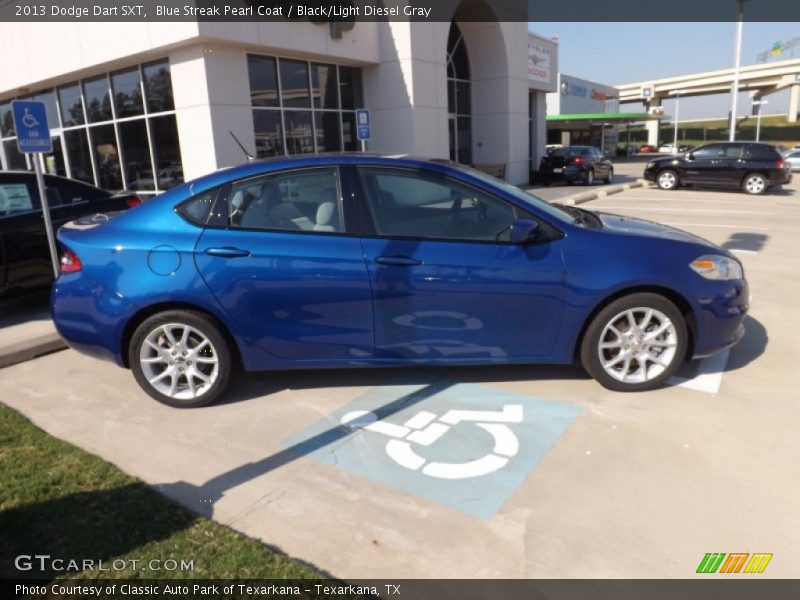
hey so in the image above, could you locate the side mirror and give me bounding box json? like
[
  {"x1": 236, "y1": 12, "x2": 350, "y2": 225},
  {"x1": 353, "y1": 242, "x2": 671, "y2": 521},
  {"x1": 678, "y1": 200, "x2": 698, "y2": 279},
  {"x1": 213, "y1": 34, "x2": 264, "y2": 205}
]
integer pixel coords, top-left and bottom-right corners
[
  {"x1": 510, "y1": 219, "x2": 539, "y2": 244},
  {"x1": 686, "y1": 152, "x2": 695, "y2": 160}
]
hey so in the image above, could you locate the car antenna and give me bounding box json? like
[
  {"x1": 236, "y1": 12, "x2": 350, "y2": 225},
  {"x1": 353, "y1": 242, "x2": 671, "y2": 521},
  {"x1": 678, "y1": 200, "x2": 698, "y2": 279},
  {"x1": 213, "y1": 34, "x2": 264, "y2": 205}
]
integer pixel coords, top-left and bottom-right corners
[{"x1": 230, "y1": 131, "x2": 255, "y2": 162}]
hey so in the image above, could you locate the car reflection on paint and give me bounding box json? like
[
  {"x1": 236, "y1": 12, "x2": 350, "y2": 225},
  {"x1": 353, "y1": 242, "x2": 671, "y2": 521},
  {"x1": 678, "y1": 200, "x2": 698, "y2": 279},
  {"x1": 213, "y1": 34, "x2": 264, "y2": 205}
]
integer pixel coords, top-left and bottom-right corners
[{"x1": 52, "y1": 154, "x2": 748, "y2": 407}]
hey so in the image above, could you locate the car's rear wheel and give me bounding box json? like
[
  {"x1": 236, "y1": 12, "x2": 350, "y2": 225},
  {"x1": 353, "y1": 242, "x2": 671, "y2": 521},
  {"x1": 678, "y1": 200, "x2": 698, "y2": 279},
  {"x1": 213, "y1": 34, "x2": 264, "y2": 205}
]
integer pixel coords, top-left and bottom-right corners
[
  {"x1": 742, "y1": 173, "x2": 767, "y2": 195},
  {"x1": 585, "y1": 169, "x2": 594, "y2": 185},
  {"x1": 604, "y1": 168, "x2": 614, "y2": 184},
  {"x1": 580, "y1": 293, "x2": 687, "y2": 392},
  {"x1": 130, "y1": 310, "x2": 232, "y2": 408},
  {"x1": 657, "y1": 170, "x2": 679, "y2": 190}
]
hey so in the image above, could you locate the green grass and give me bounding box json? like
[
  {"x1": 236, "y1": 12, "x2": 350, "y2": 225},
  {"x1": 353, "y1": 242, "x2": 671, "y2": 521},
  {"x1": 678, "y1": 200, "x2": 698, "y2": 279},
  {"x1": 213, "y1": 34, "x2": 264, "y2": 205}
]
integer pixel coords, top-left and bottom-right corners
[{"x1": 0, "y1": 404, "x2": 319, "y2": 581}]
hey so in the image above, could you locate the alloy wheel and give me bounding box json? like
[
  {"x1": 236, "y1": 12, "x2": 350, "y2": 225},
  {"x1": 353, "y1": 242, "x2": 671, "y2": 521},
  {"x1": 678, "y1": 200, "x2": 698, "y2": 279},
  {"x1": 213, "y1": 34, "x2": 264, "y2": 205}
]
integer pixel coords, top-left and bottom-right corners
[
  {"x1": 139, "y1": 323, "x2": 219, "y2": 401},
  {"x1": 658, "y1": 171, "x2": 677, "y2": 190},
  {"x1": 744, "y1": 174, "x2": 766, "y2": 194},
  {"x1": 597, "y1": 307, "x2": 678, "y2": 384}
]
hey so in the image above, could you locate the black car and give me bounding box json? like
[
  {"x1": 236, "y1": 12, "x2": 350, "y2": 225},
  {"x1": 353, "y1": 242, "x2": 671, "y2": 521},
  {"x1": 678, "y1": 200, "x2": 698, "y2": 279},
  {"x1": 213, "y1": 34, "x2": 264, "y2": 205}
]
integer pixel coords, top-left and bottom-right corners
[
  {"x1": 539, "y1": 146, "x2": 614, "y2": 186},
  {"x1": 0, "y1": 171, "x2": 141, "y2": 299},
  {"x1": 643, "y1": 142, "x2": 791, "y2": 195}
]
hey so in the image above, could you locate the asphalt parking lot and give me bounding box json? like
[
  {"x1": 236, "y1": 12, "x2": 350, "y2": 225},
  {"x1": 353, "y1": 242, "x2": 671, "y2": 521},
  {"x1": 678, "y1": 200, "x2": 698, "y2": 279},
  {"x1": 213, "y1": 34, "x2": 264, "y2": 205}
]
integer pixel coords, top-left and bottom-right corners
[{"x1": 2, "y1": 172, "x2": 799, "y2": 579}]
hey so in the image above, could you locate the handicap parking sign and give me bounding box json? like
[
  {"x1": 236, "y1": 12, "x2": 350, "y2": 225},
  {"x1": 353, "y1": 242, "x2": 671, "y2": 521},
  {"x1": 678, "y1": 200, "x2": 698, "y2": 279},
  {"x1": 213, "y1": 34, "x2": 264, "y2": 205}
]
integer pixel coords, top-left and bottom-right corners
[
  {"x1": 283, "y1": 377, "x2": 580, "y2": 519},
  {"x1": 12, "y1": 100, "x2": 52, "y2": 153}
]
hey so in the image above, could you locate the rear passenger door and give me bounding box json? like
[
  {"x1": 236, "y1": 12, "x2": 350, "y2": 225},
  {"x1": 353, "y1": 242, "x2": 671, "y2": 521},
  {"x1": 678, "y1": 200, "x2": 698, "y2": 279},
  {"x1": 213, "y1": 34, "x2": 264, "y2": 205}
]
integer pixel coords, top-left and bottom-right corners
[
  {"x1": 194, "y1": 166, "x2": 374, "y2": 362},
  {"x1": 715, "y1": 143, "x2": 746, "y2": 184}
]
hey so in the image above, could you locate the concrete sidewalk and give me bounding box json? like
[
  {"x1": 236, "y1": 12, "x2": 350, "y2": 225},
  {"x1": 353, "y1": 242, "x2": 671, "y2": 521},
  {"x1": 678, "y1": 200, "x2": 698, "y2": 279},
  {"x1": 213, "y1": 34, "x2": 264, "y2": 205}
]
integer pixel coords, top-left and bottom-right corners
[{"x1": 0, "y1": 294, "x2": 66, "y2": 368}]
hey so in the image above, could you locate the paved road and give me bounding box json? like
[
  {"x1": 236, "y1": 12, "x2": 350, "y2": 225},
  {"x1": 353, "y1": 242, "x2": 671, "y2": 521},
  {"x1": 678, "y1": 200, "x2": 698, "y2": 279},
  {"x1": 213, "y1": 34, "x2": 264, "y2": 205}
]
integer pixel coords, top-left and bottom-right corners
[{"x1": 2, "y1": 176, "x2": 798, "y2": 579}]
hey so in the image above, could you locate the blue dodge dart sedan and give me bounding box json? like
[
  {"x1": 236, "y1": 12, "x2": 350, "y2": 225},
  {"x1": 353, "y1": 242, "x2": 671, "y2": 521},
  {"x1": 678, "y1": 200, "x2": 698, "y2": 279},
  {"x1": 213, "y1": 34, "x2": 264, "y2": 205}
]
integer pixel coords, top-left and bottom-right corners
[{"x1": 51, "y1": 155, "x2": 749, "y2": 407}]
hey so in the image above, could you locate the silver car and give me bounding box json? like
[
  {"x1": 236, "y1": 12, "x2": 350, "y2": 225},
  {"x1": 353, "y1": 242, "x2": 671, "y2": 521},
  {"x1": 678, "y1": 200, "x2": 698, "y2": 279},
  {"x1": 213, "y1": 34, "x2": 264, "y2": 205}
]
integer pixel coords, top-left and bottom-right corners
[{"x1": 785, "y1": 150, "x2": 800, "y2": 171}]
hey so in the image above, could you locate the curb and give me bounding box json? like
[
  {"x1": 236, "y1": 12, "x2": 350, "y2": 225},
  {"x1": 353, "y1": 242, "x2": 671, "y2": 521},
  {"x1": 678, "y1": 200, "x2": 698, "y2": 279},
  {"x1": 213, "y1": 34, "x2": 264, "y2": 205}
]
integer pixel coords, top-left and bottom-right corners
[
  {"x1": 0, "y1": 333, "x2": 67, "y2": 369},
  {"x1": 559, "y1": 179, "x2": 650, "y2": 206}
]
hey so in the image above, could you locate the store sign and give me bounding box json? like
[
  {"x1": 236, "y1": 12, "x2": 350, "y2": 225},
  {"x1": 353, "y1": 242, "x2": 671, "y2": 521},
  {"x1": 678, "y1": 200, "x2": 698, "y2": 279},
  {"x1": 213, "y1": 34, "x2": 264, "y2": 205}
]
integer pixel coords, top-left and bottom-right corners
[
  {"x1": 527, "y1": 41, "x2": 551, "y2": 84},
  {"x1": 591, "y1": 89, "x2": 608, "y2": 101},
  {"x1": 560, "y1": 80, "x2": 587, "y2": 98}
]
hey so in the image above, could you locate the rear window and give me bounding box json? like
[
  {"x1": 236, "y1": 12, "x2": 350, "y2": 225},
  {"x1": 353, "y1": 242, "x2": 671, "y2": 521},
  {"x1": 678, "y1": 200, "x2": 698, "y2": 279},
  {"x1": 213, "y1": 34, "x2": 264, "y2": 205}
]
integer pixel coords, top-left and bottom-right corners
[
  {"x1": 746, "y1": 144, "x2": 780, "y2": 160},
  {"x1": 547, "y1": 147, "x2": 582, "y2": 158}
]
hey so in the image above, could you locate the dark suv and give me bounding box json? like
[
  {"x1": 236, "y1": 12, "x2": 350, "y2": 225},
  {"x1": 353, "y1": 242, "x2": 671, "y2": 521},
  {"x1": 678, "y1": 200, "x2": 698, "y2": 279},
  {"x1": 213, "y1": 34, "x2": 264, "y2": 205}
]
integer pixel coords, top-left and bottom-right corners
[
  {"x1": 643, "y1": 142, "x2": 791, "y2": 195},
  {"x1": 539, "y1": 146, "x2": 613, "y2": 186}
]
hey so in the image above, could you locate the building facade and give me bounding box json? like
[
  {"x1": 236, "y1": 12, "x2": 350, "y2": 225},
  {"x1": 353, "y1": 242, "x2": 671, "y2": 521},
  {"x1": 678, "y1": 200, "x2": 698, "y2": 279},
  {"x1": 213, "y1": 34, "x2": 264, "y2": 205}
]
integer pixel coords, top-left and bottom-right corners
[
  {"x1": 0, "y1": 8, "x2": 556, "y2": 190},
  {"x1": 546, "y1": 73, "x2": 620, "y2": 151}
]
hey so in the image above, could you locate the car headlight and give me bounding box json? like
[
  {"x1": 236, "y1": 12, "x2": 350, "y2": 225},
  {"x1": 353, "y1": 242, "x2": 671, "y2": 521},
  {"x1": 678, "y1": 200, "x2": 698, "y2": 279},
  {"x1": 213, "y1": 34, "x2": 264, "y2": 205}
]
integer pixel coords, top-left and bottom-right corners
[
  {"x1": 646, "y1": 161, "x2": 655, "y2": 169},
  {"x1": 690, "y1": 255, "x2": 744, "y2": 280}
]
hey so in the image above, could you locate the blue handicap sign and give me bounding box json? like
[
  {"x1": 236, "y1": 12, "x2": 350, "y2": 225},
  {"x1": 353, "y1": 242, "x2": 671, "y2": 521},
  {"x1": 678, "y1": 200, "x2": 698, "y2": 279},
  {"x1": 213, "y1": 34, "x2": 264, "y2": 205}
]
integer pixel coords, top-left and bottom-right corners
[
  {"x1": 12, "y1": 100, "x2": 52, "y2": 153},
  {"x1": 356, "y1": 108, "x2": 371, "y2": 140},
  {"x1": 283, "y1": 376, "x2": 580, "y2": 519}
]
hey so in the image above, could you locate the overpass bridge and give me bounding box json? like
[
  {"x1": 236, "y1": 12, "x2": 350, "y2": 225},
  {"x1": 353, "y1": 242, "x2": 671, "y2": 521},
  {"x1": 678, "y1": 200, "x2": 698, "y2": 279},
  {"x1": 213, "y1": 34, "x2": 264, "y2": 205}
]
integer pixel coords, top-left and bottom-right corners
[{"x1": 617, "y1": 58, "x2": 800, "y2": 145}]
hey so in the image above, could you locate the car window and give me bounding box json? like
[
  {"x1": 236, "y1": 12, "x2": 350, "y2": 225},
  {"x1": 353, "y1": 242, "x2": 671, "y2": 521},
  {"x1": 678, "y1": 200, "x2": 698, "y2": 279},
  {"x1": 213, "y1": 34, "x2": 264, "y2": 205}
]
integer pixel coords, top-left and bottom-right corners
[
  {"x1": 722, "y1": 144, "x2": 744, "y2": 159},
  {"x1": 50, "y1": 178, "x2": 109, "y2": 204},
  {"x1": 177, "y1": 190, "x2": 217, "y2": 226},
  {"x1": 358, "y1": 167, "x2": 517, "y2": 243},
  {"x1": 0, "y1": 182, "x2": 38, "y2": 216},
  {"x1": 690, "y1": 144, "x2": 724, "y2": 159},
  {"x1": 229, "y1": 167, "x2": 343, "y2": 233},
  {"x1": 746, "y1": 144, "x2": 780, "y2": 160},
  {"x1": 789, "y1": 151, "x2": 800, "y2": 159}
]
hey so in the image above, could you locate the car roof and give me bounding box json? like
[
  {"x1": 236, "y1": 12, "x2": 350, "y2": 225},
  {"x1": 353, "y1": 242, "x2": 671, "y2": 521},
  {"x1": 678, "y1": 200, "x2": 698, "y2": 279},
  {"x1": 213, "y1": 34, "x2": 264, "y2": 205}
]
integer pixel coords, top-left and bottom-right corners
[{"x1": 185, "y1": 153, "x2": 463, "y2": 195}]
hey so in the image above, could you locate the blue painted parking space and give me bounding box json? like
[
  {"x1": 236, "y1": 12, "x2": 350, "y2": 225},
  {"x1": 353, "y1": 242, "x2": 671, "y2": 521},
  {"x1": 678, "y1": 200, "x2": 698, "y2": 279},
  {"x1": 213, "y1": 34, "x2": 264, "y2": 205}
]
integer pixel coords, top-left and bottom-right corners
[{"x1": 283, "y1": 376, "x2": 580, "y2": 519}]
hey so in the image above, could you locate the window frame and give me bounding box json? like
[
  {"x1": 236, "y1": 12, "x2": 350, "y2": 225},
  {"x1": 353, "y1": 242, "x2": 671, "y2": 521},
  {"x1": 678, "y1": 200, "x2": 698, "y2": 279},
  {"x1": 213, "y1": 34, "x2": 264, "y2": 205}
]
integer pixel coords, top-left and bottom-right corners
[
  {"x1": 353, "y1": 166, "x2": 539, "y2": 246},
  {"x1": 211, "y1": 166, "x2": 353, "y2": 237}
]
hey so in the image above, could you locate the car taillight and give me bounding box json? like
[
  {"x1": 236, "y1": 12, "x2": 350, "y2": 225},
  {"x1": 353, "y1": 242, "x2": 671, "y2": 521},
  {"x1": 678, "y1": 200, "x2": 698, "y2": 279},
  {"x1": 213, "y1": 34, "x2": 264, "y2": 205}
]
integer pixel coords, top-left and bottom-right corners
[
  {"x1": 125, "y1": 195, "x2": 142, "y2": 208},
  {"x1": 573, "y1": 156, "x2": 585, "y2": 165},
  {"x1": 776, "y1": 159, "x2": 785, "y2": 169},
  {"x1": 60, "y1": 248, "x2": 82, "y2": 273}
]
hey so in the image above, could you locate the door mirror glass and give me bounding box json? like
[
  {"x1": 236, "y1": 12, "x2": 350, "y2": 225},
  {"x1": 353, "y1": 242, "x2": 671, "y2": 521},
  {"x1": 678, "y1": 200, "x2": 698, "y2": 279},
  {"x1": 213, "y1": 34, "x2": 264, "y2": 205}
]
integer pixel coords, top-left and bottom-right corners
[
  {"x1": 686, "y1": 152, "x2": 695, "y2": 160},
  {"x1": 510, "y1": 219, "x2": 539, "y2": 244}
]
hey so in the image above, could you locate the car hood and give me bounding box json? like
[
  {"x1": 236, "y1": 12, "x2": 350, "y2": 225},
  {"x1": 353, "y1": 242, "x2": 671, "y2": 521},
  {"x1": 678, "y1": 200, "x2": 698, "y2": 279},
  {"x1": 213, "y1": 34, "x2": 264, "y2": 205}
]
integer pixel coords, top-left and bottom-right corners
[{"x1": 597, "y1": 211, "x2": 723, "y2": 249}]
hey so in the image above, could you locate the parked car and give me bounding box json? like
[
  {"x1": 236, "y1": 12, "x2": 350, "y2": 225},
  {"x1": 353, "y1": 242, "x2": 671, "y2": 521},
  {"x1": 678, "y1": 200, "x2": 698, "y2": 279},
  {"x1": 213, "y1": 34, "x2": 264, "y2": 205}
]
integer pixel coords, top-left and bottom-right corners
[
  {"x1": 784, "y1": 149, "x2": 800, "y2": 171},
  {"x1": 51, "y1": 155, "x2": 749, "y2": 407},
  {"x1": 539, "y1": 146, "x2": 613, "y2": 185},
  {"x1": 0, "y1": 171, "x2": 141, "y2": 300},
  {"x1": 643, "y1": 142, "x2": 791, "y2": 195},
  {"x1": 658, "y1": 144, "x2": 677, "y2": 154},
  {"x1": 638, "y1": 144, "x2": 657, "y2": 153}
]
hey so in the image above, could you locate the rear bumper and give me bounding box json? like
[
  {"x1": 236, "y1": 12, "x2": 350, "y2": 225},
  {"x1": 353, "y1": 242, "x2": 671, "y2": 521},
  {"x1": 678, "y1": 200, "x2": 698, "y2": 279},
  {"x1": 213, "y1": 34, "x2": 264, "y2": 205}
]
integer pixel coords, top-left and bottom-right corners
[{"x1": 540, "y1": 166, "x2": 587, "y2": 182}]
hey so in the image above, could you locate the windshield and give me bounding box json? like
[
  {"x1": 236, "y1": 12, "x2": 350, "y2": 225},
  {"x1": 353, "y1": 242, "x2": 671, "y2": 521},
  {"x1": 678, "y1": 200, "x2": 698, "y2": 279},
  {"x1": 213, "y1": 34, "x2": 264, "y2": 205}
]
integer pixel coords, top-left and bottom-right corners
[{"x1": 453, "y1": 164, "x2": 576, "y2": 225}]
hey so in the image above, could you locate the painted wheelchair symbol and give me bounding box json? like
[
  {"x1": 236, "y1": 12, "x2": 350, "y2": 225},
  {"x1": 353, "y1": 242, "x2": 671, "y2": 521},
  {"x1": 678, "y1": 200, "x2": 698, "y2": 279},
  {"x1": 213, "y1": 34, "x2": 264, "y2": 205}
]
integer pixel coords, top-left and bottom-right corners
[
  {"x1": 22, "y1": 108, "x2": 40, "y2": 128},
  {"x1": 341, "y1": 404, "x2": 523, "y2": 480}
]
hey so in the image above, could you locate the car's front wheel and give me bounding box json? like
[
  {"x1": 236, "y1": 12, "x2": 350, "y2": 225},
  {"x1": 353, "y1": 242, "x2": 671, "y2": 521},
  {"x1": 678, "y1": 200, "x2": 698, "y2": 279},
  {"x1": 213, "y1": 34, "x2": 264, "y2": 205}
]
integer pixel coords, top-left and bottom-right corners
[
  {"x1": 580, "y1": 293, "x2": 687, "y2": 392},
  {"x1": 604, "y1": 168, "x2": 614, "y2": 184},
  {"x1": 657, "y1": 170, "x2": 679, "y2": 190},
  {"x1": 585, "y1": 169, "x2": 594, "y2": 185},
  {"x1": 742, "y1": 173, "x2": 767, "y2": 195},
  {"x1": 130, "y1": 310, "x2": 233, "y2": 408}
]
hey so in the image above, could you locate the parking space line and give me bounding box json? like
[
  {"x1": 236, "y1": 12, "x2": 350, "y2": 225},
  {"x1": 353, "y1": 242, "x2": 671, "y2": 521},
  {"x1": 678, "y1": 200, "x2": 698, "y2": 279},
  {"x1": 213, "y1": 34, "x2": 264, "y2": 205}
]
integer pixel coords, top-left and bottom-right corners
[
  {"x1": 668, "y1": 350, "x2": 730, "y2": 395},
  {"x1": 609, "y1": 196, "x2": 780, "y2": 205},
  {"x1": 593, "y1": 207, "x2": 773, "y2": 215},
  {"x1": 661, "y1": 222, "x2": 771, "y2": 231},
  {"x1": 729, "y1": 249, "x2": 759, "y2": 255}
]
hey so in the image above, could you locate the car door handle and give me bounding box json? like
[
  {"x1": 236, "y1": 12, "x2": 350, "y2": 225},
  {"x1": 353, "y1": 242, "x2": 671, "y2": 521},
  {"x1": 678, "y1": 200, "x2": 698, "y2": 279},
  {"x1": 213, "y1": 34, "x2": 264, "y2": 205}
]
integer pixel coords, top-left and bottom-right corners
[
  {"x1": 204, "y1": 246, "x2": 251, "y2": 258},
  {"x1": 375, "y1": 255, "x2": 422, "y2": 266}
]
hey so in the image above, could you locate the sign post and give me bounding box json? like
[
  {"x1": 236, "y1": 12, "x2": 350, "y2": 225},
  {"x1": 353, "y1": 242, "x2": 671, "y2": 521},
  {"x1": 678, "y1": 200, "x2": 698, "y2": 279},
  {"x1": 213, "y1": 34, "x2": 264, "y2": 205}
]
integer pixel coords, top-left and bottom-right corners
[
  {"x1": 355, "y1": 108, "x2": 371, "y2": 152},
  {"x1": 11, "y1": 100, "x2": 58, "y2": 278}
]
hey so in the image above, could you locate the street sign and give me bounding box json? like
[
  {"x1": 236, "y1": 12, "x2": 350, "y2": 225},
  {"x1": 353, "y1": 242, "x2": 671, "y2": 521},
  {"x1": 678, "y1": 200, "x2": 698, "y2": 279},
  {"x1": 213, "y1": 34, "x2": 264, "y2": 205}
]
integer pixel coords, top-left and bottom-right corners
[
  {"x1": 12, "y1": 100, "x2": 52, "y2": 153},
  {"x1": 11, "y1": 100, "x2": 59, "y2": 278},
  {"x1": 356, "y1": 108, "x2": 371, "y2": 141}
]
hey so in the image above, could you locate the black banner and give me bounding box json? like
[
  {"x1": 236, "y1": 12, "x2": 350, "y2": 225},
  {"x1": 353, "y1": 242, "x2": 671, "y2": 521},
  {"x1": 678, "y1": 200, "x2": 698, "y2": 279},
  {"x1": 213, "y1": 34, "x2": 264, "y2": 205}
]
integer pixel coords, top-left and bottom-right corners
[
  {"x1": 0, "y1": 0, "x2": 798, "y2": 22},
  {"x1": 5, "y1": 579, "x2": 800, "y2": 600}
]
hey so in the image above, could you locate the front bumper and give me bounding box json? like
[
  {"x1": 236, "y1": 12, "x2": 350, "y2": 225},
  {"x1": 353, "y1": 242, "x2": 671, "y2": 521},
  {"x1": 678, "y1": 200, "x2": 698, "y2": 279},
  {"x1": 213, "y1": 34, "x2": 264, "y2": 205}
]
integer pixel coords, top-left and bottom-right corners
[{"x1": 691, "y1": 278, "x2": 749, "y2": 358}]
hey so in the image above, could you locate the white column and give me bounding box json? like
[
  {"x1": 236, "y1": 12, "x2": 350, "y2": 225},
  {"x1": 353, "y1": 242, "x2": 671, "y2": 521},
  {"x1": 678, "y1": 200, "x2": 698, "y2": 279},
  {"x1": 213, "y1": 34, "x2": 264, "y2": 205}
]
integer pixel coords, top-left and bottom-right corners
[
  {"x1": 529, "y1": 91, "x2": 548, "y2": 172},
  {"x1": 788, "y1": 84, "x2": 800, "y2": 123},
  {"x1": 168, "y1": 43, "x2": 255, "y2": 181},
  {"x1": 645, "y1": 98, "x2": 662, "y2": 146}
]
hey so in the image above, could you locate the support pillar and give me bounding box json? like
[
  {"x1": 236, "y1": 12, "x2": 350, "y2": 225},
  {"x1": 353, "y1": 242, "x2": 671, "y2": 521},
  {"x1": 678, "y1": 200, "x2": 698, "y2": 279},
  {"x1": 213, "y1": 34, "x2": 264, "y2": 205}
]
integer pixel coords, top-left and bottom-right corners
[
  {"x1": 788, "y1": 84, "x2": 800, "y2": 123},
  {"x1": 645, "y1": 97, "x2": 661, "y2": 146}
]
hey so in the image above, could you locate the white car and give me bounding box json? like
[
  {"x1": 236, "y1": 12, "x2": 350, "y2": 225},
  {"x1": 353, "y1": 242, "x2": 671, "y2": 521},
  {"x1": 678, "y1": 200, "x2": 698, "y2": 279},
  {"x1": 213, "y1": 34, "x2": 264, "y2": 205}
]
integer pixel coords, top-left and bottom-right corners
[
  {"x1": 658, "y1": 144, "x2": 677, "y2": 154},
  {"x1": 784, "y1": 150, "x2": 800, "y2": 171}
]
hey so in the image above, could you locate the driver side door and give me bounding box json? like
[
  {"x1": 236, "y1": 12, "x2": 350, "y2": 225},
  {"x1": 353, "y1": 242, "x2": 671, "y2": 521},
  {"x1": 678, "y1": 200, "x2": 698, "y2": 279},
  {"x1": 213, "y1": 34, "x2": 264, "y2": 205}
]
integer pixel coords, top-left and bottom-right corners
[{"x1": 355, "y1": 166, "x2": 567, "y2": 361}]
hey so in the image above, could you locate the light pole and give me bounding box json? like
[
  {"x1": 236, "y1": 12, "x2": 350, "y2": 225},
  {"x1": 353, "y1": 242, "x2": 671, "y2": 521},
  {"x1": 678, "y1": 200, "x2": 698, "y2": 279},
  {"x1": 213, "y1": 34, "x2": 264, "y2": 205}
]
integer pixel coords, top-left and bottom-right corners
[
  {"x1": 669, "y1": 90, "x2": 684, "y2": 153},
  {"x1": 753, "y1": 99, "x2": 769, "y2": 141},
  {"x1": 729, "y1": 0, "x2": 749, "y2": 141}
]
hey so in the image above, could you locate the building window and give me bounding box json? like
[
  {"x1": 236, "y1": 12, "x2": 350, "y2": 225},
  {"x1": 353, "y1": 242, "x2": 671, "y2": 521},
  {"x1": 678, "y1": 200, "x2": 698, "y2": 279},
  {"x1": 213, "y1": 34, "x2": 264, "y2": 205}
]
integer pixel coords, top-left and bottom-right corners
[
  {"x1": 447, "y1": 21, "x2": 472, "y2": 165},
  {"x1": 248, "y1": 54, "x2": 363, "y2": 158},
  {"x1": 0, "y1": 58, "x2": 182, "y2": 194}
]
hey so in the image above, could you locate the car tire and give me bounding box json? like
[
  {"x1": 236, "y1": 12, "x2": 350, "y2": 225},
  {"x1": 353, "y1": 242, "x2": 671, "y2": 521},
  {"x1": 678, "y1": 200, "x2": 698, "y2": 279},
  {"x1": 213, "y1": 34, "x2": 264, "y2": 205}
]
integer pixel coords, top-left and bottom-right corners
[
  {"x1": 580, "y1": 293, "x2": 688, "y2": 392},
  {"x1": 656, "y1": 169, "x2": 679, "y2": 191},
  {"x1": 604, "y1": 169, "x2": 614, "y2": 184},
  {"x1": 585, "y1": 169, "x2": 594, "y2": 185},
  {"x1": 129, "y1": 310, "x2": 233, "y2": 408},
  {"x1": 742, "y1": 172, "x2": 767, "y2": 195}
]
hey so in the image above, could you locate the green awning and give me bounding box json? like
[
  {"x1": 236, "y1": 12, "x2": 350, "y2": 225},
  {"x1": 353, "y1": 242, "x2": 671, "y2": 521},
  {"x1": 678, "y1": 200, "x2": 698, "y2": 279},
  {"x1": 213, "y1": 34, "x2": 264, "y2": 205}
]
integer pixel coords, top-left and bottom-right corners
[{"x1": 546, "y1": 112, "x2": 666, "y2": 123}]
